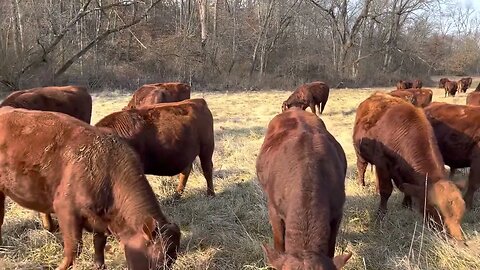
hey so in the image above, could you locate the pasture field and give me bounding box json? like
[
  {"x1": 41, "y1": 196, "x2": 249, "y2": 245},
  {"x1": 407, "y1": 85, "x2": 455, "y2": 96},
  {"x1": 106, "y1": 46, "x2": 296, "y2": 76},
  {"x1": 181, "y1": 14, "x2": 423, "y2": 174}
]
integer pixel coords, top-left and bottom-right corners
[{"x1": 0, "y1": 86, "x2": 479, "y2": 269}]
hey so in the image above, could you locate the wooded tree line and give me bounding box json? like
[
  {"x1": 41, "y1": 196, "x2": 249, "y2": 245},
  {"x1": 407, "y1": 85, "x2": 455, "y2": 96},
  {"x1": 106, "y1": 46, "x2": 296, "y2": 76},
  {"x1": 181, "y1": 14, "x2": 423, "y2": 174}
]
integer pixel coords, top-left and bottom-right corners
[{"x1": 0, "y1": 0, "x2": 479, "y2": 91}]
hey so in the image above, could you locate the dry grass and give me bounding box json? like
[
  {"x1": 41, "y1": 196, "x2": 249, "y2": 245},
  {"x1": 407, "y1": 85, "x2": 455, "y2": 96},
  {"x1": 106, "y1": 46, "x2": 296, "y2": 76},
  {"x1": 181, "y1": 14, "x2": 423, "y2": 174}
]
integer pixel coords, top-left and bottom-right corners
[{"x1": 0, "y1": 86, "x2": 479, "y2": 269}]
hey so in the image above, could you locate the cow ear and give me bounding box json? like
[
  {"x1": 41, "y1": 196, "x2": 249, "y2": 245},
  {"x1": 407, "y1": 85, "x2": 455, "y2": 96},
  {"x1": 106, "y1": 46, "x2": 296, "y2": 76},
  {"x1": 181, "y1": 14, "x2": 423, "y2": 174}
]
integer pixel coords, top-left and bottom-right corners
[
  {"x1": 401, "y1": 183, "x2": 425, "y2": 199},
  {"x1": 333, "y1": 252, "x2": 352, "y2": 269},
  {"x1": 142, "y1": 216, "x2": 156, "y2": 241},
  {"x1": 262, "y1": 243, "x2": 284, "y2": 266}
]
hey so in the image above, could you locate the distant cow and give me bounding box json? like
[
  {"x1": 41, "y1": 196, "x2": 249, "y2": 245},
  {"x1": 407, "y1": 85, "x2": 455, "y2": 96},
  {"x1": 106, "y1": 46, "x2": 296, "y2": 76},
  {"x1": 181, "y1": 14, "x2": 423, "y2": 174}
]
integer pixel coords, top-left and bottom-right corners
[
  {"x1": 125, "y1": 82, "x2": 191, "y2": 109},
  {"x1": 257, "y1": 108, "x2": 351, "y2": 269},
  {"x1": 0, "y1": 85, "x2": 92, "y2": 123},
  {"x1": 439, "y1": 78, "x2": 449, "y2": 88},
  {"x1": 388, "y1": 88, "x2": 432, "y2": 108},
  {"x1": 96, "y1": 98, "x2": 215, "y2": 197},
  {"x1": 425, "y1": 102, "x2": 480, "y2": 209},
  {"x1": 353, "y1": 92, "x2": 465, "y2": 241},
  {"x1": 396, "y1": 80, "x2": 413, "y2": 90},
  {"x1": 444, "y1": 80, "x2": 458, "y2": 97},
  {"x1": 282, "y1": 81, "x2": 330, "y2": 115},
  {"x1": 412, "y1": 79, "x2": 423, "y2": 89},
  {"x1": 0, "y1": 107, "x2": 180, "y2": 270},
  {"x1": 459, "y1": 77, "x2": 473, "y2": 93}
]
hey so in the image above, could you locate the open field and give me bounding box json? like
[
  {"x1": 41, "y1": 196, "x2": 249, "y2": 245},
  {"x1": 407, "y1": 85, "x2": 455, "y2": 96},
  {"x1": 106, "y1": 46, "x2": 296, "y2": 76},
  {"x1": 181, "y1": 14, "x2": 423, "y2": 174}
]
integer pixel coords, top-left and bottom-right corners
[{"x1": 0, "y1": 86, "x2": 479, "y2": 269}]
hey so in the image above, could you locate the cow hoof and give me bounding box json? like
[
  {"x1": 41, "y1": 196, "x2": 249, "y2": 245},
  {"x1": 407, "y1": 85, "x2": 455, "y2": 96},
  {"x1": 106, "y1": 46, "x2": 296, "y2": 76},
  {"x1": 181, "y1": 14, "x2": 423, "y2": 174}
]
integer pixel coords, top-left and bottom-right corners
[
  {"x1": 206, "y1": 191, "x2": 215, "y2": 197},
  {"x1": 94, "y1": 262, "x2": 107, "y2": 270}
]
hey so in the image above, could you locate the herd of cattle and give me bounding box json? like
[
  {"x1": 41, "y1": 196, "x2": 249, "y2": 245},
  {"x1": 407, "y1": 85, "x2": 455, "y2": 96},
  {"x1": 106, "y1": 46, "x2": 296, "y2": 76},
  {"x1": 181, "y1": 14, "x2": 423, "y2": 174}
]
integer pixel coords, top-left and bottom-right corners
[{"x1": 0, "y1": 77, "x2": 478, "y2": 269}]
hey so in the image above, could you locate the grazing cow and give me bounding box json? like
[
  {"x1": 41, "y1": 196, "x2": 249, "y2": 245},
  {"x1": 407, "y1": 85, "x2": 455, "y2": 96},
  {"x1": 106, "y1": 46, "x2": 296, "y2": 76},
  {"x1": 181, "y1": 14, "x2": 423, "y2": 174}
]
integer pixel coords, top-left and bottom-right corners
[
  {"x1": 257, "y1": 108, "x2": 351, "y2": 270},
  {"x1": 424, "y1": 102, "x2": 480, "y2": 209},
  {"x1": 96, "y1": 98, "x2": 215, "y2": 197},
  {"x1": 439, "y1": 78, "x2": 449, "y2": 88},
  {"x1": 459, "y1": 77, "x2": 473, "y2": 93},
  {"x1": 0, "y1": 107, "x2": 181, "y2": 270},
  {"x1": 282, "y1": 81, "x2": 330, "y2": 115},
  {"x1": 0, "y1": 85, "x2": 92, "y2": 123},
  {"x1": 444, "y1": 80, "x2": 458, "y2": 97},
  {"x1": 396, "y1": 80, "x2": 413, "y2": 90},
  {"x1": 466, "y1": 91, "x2": 480, "y2": 106},
  {"x1": 125, "y1": 82, "x2": 191, "y2": 109},
  {"x1": 353, "y1": 92, "x2": 465, "y2": 241},
  {"x1": 412, "y1": 79, "x2": 423, "y2": 89}
]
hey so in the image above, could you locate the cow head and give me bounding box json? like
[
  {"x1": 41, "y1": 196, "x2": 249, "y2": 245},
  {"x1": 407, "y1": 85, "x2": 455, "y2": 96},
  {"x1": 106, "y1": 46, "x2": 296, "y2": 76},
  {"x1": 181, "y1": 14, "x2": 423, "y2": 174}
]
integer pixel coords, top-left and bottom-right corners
[
  {"x1": 401, "y1": 179, "x2": 465, "y2": 242},
  {"x1": 262, "y1": 244, "x2": 352, "y2": 270},
  {"x1": 124, "y1": 217, "x2": 181, "y2": 269}
]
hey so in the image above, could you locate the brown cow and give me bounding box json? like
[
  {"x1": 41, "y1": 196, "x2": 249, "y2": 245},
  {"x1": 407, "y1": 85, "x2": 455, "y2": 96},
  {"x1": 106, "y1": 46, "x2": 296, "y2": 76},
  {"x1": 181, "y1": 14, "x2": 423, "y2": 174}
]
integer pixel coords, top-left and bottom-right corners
[
  {"x1": 282, "y1": 81, "x2": 330, "y2": 115},
  {"x1": 125, "y1": 82, "x2": 191, "y2": 109},
  {"x1": 459, "y1": 77, "x2": 473, "y2": 93},
  {"x1": 353, "y1": 92, "x2": 465, "y2": 241},
  {"x1": 0, "y1": 107, "x2": 180, "y2": 270},
  {"x1": 424, "y1": 102, "x2": 480, "y2": 209},
  {"x1": 439, "y1": 78, "x2": 449, "y2": 88},
  {"x1": 466, "y1": 91, "x2": 480, "y2": 106},
  {"x1": 97, "y1": 98, "x2": 215, "y2": 197},
  {"x1": 388, "y1": 88, "x2": 432, "y2": 108},
  {"x1": 1, "y1": 85, "x2": 92, "y2": 232},
  {"x1": 0, "y1": 85, "x2": 92, "y2": 123},
  {"x1": 412, "y1": 79, "x2": 423, "y2": 89},
  {"x1": 257, "y1": 108, "x2": 351, "y2": 270},
  {"x1": 444, "y1": 80, "x2": 458, "y2": 97},
  {"x1": 396, "y1": 80, "x2": 413, "y2": 90}
]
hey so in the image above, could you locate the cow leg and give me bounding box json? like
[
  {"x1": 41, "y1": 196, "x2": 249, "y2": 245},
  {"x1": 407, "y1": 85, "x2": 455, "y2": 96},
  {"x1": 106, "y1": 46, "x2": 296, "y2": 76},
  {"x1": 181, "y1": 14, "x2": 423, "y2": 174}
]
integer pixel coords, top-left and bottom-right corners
[
  {"x1": 54, "y1": 202, "x2": 83, "y2": 270},
  {"x1": 40, "y1": 213, "x2": 58, "y2": 232},
  {"x1": 449, "y1": 167, "x2": 457, "y2": 179},
  {"x1": 402, "y1": 195, "x2": 412, "y2": 209},
  {"x1": 356, "y1": 155, "x2": 368, "y2": 186},
  {"x1": 328, "y1": 219, "x2": 341, "y2": 258},
  {"x1": 93, "y1": 233, "x2": 107, "y2": 269},
  {"x1": 200, "y1": 147, "x2": 215, "y2": 196},
  {"x1": 320, "y1": 100, "x2": 327, "y2": 114},
  {"x1": 309, "y1": 102, "x2": 317, "y2": 115},
  {"x1": 0, "y1": 192, "x2": 5, "y2": 245},
  {"x1": 175, "y1": 163, "x2": 192, "y2": 199},
  {"x1": 464, "y1": 161, "x2": 480, "y2": 209},
  {"x1": 375, "y1": 166, "x2": 393, "y2": 220},
  {"x1": 268, "y1": 206, "x2": 285, "y2": 252}
]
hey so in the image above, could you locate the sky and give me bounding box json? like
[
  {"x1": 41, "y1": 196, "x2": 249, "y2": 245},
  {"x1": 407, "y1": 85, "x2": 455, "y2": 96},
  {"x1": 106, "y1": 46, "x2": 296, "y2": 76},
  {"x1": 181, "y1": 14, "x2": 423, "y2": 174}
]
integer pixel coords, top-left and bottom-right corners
[{"x1": 461, "y1": 0, "x2": 480, "y2": 10}]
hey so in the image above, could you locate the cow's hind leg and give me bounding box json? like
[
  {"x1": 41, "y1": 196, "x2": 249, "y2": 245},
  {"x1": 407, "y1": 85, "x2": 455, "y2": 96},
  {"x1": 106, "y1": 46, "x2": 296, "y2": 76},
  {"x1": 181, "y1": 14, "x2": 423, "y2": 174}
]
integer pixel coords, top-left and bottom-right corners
[
  {"x1": 174, "y1": 163, "x2": 192, "y2": 199},
  {"x1": 0, "y1": 192, "x2": 5, "y2": 245},
  {"x1": 320, "y1": 100, "x2": 327, "y2": 114},
  {"x1": 375, "y1": 166, "x2": 393, "y2": 220},
  {"x1": 200, "y1": 146, "x2": 215, "y2": 196},
  {"x1": 309, "y1": 102, "x2": 317, "y2": 115},
  {"x1": 93, "y1": 233, "x2": 107, "y2": 269},
  {"x1": 464, "y1": 160, "x2": 480, "y2": 209}
]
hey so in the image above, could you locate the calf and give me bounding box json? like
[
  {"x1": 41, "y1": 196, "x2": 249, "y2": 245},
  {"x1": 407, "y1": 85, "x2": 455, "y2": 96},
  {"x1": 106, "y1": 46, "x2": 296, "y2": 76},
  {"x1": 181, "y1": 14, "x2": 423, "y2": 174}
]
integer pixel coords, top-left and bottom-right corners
[
  {"x1": 353, "y1": 92, "x2": 465, "y2": 241},
  {"x1": 257, "y1": 108, "x2": 351, "y2": 269},
  {"x1": 282, "y1": 81, "x2": 330, "y2": 115},
  {"x1": 97, "y1": 98, "x2": 215, "y2": 197},
  {"x1": 0, "y1": 107, "x2": 180, "y2": 270},
  {"x1": 444, "y1": 80, "x2": 458, "y2": 97},
  {"x1": 424, "y1": 102, "x2": 480, "y2": 209},
  {"x1": 125, "y1": 82, "x2": 191, "y2": 109}
]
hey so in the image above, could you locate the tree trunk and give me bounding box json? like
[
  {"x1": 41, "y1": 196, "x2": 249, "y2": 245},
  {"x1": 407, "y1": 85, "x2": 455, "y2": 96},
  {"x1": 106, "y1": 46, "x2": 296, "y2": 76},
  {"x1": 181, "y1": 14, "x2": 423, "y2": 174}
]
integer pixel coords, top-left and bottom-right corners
[{"x1": 11, "y1": 0, "x2": 24, "y2": 56}]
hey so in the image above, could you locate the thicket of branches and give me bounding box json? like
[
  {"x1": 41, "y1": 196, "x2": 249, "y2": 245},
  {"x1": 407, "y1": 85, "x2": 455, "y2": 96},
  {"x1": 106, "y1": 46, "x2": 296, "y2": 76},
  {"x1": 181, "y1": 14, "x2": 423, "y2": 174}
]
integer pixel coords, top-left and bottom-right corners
[{"x1": 1, "y1": 0, "x2": 479, "y2": 91}]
